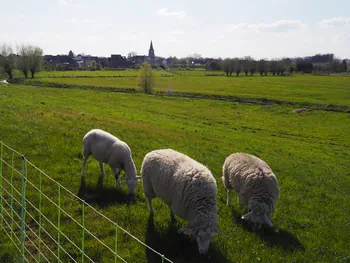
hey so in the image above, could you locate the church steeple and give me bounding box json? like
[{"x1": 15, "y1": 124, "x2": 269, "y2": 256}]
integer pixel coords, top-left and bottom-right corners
[{"x1": 148, "y1": 40, "x2": 155, "y2": 59}]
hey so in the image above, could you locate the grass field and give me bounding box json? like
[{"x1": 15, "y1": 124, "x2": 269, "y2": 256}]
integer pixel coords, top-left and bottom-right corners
[
  {"x1": 24, "y1": 71, "x2": 350, "y2": 107},
  {"x1": 0, "y1": 73, "x2": 350, "y2": 262}
]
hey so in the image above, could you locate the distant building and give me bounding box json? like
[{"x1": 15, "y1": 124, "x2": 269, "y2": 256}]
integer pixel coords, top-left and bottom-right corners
[
  {"x1": 148, "y1": 41, "x2": 155, "y2": 59},
  {"x1": 44, "y1": 55, "x2": 78, "y2": 69},
  {"x1": 109, "y1": 54, "x2": 129, "y2": 68},
  {"x1": 82, "y1": 56, "x2": 99, "y2": 67},
  {"x1": 137, "y1": 40, "x2": 162, "y2": 66},
  {"x1": 44, "y1": 41, "x2": 164, "y2": 70}
]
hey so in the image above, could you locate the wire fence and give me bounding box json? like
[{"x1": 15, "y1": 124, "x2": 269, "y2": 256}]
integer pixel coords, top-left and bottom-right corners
[{"x1": 0, "y1": 141, "x2": 173, "y2": 263}]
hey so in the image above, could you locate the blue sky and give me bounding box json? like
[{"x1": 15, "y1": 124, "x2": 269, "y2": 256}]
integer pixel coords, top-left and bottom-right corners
[{"x1": 1, "y1": 0, "x2": 350, "y2": 59}]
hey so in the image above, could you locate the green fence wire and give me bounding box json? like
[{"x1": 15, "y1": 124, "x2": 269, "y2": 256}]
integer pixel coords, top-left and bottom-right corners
[{"x1": 0, "y1": 141, "x2": 173, "y2": 263}]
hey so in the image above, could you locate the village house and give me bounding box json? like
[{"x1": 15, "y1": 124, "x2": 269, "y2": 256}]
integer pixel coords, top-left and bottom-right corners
[{"x1": 43, "y1": 40, "x2": 163, "y2": 70}]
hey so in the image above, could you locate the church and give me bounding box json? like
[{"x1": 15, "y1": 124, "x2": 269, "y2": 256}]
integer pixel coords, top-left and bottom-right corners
[{"x1": 133, "y1": 41, "x2": 162, "y2": 66}]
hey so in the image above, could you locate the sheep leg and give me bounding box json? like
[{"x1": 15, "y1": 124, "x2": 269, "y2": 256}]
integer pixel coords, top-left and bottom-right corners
[
  {"x1": 226, "y1": 190, "x2": 231, "y2": 206},
  {"x1": 113, "y1": 169, "x2": 121, "y2": 189},
  {"x1": 147, "y1": 197, "x2": 154, "y2": 216},
  {"x1": 238, "y1": 192, "x2": 246, "y2": 208},
  {"x1": 116, "y1": 170, "x2": 122, "y2": 189},
  {"x1": 168, "y1": 205, "x2": 175, "y2": 221},
  {"x1": 99, "y1": 162, "x2": 106, "y2": 177},
  {"x1": 81, "y1": 155, "x2": 88, "y2": 178}
]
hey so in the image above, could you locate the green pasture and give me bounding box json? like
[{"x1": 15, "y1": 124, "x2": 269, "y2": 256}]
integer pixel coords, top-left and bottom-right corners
[
  {"x1": 23, "y1": 72, "x2": 350, "y2": 107},
  {"x1": 0, "y1": 83, "x2": 349, "y2": 262}
]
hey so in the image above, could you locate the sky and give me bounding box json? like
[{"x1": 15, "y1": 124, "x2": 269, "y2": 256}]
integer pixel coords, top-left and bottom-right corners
[{"x1": 1, "y1": 0, "x2": 350, "y2": 59}]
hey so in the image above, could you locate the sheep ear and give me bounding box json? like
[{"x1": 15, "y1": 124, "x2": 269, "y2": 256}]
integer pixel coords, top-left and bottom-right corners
[
  {"x1": 264, "y1": 214, "x2": 273, "y2": 227},
  {"x1": 181, "y1": 226, "x2": 193, "y2": 236},
  {"x1": 241, "y1": 211, "x2": 253, "y2": 220},
  {"x1": 215, "y1": 228, "x2": 228, "y2": 237},
  {"x1": 183, "y1": 229, "x2": 193, "y2": 236}
]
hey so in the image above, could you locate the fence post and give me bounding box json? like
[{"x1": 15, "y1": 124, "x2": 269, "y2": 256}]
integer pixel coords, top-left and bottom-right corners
[
  {"x1": 58, "y1": 184, "x2": 61, "y2": 263},
  {"x1": 20, "y1": 156, "x2": 27, "y2": 263},
  {"x1": 38, "y1": 172, "x2": 42, "y2": 263},
  {"x1": 0, "y1": 142, "x2": 3, "y2": 225},
  {"x1": 10, "y1": 152, "x2": 14, "y2": 246},
  {"x1": 115, "y1": 224, "x2": 118, "y2": 263},
  {"x1": 81, "y1": 201, "x2": 85, "y2": 263}
]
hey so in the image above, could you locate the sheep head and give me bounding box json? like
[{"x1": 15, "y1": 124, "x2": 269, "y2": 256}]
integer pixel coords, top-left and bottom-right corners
[
  {"x1": 242, "y1": 202, "x2": 273, "y2": 231},
  {"x1": 180, "y1": 225, "x2": 225, "y2": 255},
  {"x1": 123, "y1": 176, "x2": 142, "y2": 196}
]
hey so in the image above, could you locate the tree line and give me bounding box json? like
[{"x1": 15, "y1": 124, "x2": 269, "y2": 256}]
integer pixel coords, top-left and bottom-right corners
[
  {"x1": 0, "y1": 43, "x2": 43, "y2": 79},
  {"x1": 163, "y1": 55, "x2": 348, "y2": 75}
]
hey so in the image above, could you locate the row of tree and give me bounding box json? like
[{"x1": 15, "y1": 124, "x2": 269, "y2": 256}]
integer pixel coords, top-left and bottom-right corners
[
  {"x1": 218, "y1": 57, "x2": 347, "y2": 76},
  {"x1": 177, "y1": 56, "x2": 347, "y2": 75},
  {"x1": 0, "y1": 43, "x2": 43, "y2": 79},
  {"x1": 219, "y1": 58, "x2": 293, "y2": 76}
]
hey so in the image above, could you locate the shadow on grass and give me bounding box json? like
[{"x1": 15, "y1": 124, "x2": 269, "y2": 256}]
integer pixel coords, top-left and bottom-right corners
[
  {"x1": 145, "y1": 216, "x2": 230, "y2": 263},
  {"x1": 231, "y1": 207, "x2": 305, "y2": 252},
  {"x1": 77, "y1": 176, "x2": 132, "y2": 208}
]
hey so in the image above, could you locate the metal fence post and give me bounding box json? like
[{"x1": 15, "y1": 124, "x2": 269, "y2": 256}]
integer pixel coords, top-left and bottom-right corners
[
  {"x1": 20, "y1": 156, "x2": 27, "y2": 263},
  {"x1": 38, "y1": 172, "x2": 42, "y2": 263},
  {"x1": 82, "y1": 201, "x2": 85, "y2": 263},
  {"x1": 115, "y1": 224, "x2": 118, "y2": 263},
  {"x1": 10, "y1": 152, "x2": 14, "y2": 246},
  {"x1": 0, "y1": 142, "x2": 3, "y2": 225},
  {"x1": 58, "y1": 184, "x2": 61, "y2": 263}
]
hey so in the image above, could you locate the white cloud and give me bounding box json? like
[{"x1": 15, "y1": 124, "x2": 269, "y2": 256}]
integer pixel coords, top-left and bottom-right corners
[
  {"x1": 67, "y1": 18, "x2": 77, "y2": 23},
  {"x1": 169, "y1": 30, "x2": 185, "y2": 35},
  {"x1": 227, "y1": 20, "x2": 307, "y2": 33},
  {"x1": 336, "y1": 32, "x2": 350, "y2": 41},
  {"x1": 58, "y1": 0, "x2": 68, "y2": 5},
  {"x1": 67, "y1": 19, "x2": 95, "y2": 24},
  {"x1": 163, "y1": 30, "x2": 185, "y2": 44},
  {"x1": 156, "y1": 8, "x2": 185, "y2": 20},
  {"x1": 320, "y1": 17, "x2": 350, "y2": 27}
]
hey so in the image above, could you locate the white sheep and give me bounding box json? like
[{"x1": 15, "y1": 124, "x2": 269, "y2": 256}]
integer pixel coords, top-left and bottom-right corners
[
  {"x1": 141, "y1": 149, "x2": 224, "y2": 254},
  {"x1": 222, "y1": 152, "x2": 279, "y2": 230},
  {"x1": 81, "y1": 129, "x2": 141, "y2": 196}
]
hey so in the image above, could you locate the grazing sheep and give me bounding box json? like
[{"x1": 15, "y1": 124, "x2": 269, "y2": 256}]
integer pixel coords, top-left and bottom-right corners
[
  {"x1": 141, "y1": 149, "x2": 224, "y2": 254},
  {"x1": 222, "y1": 152, "x2": 279, "y2": 230},
  {"x1": 81, "y1": 129, "x2": 141, "y2": 196}
]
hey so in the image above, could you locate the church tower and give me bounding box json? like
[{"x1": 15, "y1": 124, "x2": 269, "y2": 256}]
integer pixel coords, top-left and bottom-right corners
[{"x1": 148, "y1": 40, "x2": 155, "y2": 59}]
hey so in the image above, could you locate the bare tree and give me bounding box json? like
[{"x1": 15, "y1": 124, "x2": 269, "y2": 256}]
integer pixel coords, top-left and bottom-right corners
[
  {"x1": 342, "y1": 59, "x2": 348, "y2": 72},
  {"x1": 138, "y1": 62, "x2": 155, "y2": 93},
  {"x1": 233, "y1": 58, "x2": 241, "y2": 76},
  {"x1": 17, "y1": 45, "x2": 30, "y2": 78},
  {"x1": 257, "y1": 59, "x2": 267, "y2": 76},
  {"x1": 222, "y1": 58, "x2": 234, "y2": 76},
  {"x1": 28, "y1": 46, "x2": 43, "y2": 78},
  {"x1": 242, "y1": 60, "x2": 249, "y2": 76},
  {"x1": 277, "y1": 61, "x2": 286, "y2": 75},
  {"x1": 127, "y1": 52, "x2": 137, "y2": 60},
  {"x1": 249, "y1": 59, "x2": 256, "y2": 76},
  {"x1": 269, "y1": 60, "x2": 278, "y2": 76},
  {"x1": 90, "y1": 60, "x2": 97, "y2": 71},
  {"x1": 0, "y1": 43, "x2": 16, "y2": 79}
]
